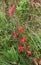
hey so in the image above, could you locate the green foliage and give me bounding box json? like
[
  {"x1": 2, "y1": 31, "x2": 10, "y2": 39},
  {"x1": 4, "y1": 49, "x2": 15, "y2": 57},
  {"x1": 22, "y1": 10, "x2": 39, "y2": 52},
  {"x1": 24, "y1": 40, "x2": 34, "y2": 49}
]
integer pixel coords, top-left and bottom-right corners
[
  {"x1": 0, "y1": 0, "x2": 41, "y2": 65},
  {"x1": 16, "y1": 0, "x2": 41, "y2": 22}
]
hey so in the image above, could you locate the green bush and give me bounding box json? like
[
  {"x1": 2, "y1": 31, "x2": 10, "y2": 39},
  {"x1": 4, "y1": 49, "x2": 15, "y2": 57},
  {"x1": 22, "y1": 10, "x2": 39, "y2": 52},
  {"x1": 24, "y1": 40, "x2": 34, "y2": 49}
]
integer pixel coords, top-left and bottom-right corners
[{"x1": 0, "y1": 0, "x2": 41, "y2": 65}]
